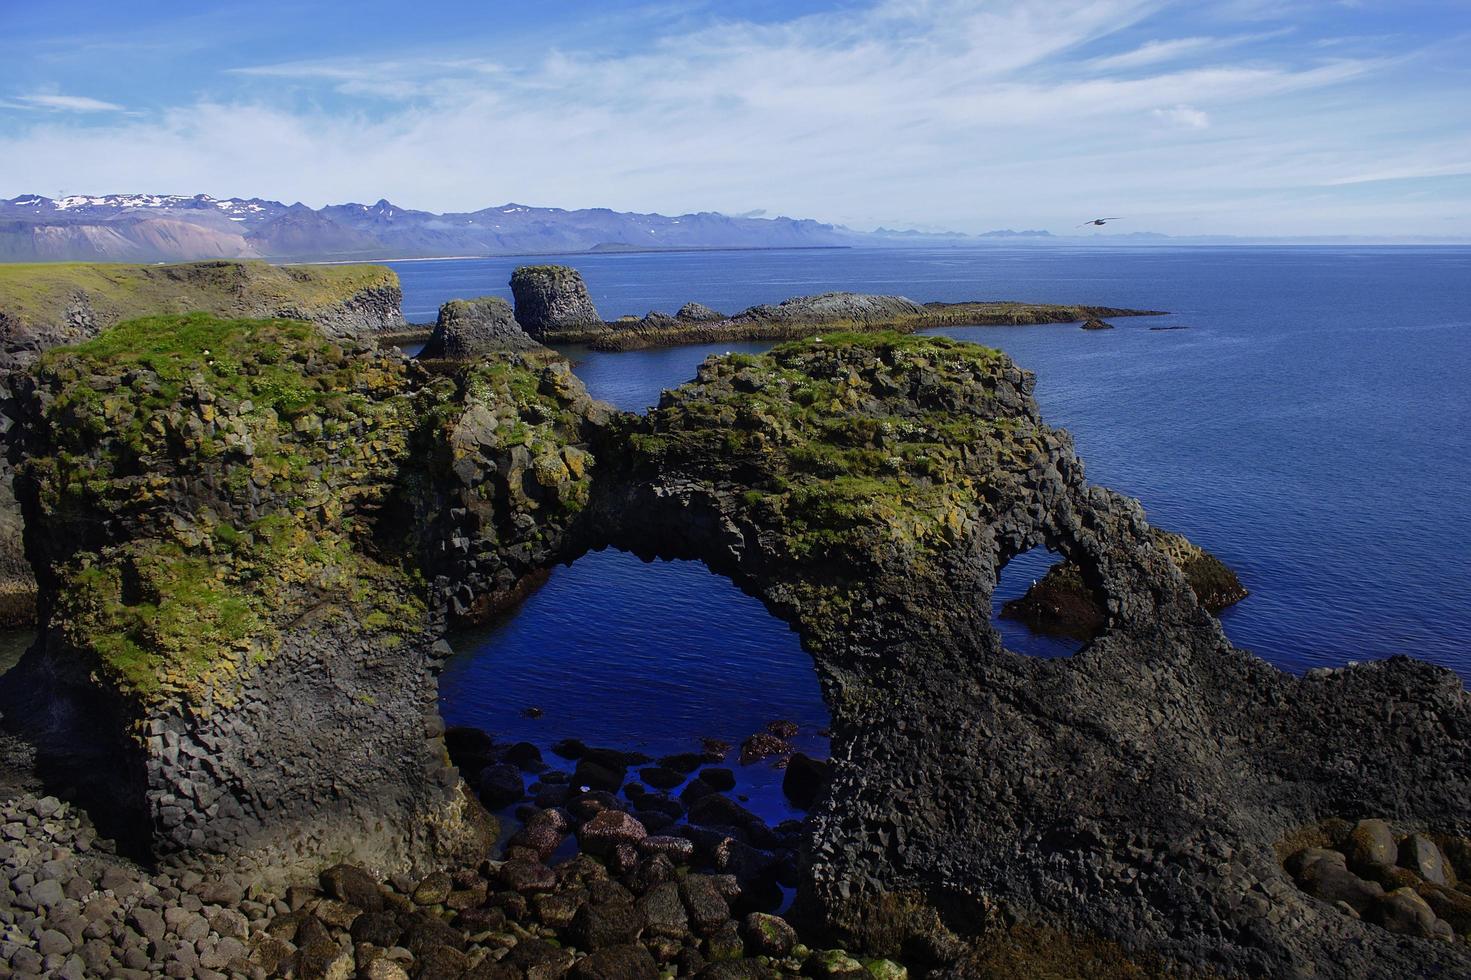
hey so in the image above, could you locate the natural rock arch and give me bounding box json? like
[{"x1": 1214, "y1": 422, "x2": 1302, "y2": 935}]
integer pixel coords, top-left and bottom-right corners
[{"x1": 2, "y1": 317, "x2": 1470, "y2": 977}]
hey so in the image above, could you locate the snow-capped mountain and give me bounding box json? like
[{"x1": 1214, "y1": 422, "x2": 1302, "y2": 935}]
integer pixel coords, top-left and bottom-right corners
[{"x1": 0, "y1": 193, "x2": 861, "y2": 262}]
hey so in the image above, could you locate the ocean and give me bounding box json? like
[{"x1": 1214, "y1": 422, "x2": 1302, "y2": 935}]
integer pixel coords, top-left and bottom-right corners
[{"x1": 406, "y1": 245, "x2": 1470, "y2": 816}]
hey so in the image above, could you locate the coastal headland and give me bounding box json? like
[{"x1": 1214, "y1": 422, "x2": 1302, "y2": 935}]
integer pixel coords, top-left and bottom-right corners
[{"x1": 0, "y1": 262, "x2": 1467, "y2": 978}]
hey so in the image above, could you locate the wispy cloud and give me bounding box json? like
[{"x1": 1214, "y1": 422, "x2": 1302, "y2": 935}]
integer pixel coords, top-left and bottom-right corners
[
  {"x1": 0, "y1": 0, "x2": 1466, "y2": 235},
  {"x1": 11, "y1": 93, "x2": 124, "y2": 112}
]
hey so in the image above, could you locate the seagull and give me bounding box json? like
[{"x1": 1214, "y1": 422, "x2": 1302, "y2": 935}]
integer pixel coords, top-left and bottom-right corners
[{"x1": 1078, "y1": 217, "x2": 1122, "y2": 227}]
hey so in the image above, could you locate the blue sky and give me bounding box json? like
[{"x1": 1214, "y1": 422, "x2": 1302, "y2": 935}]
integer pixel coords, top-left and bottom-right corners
[{"x1": 2, "y1": 0, "x2": 1469, "y2": 236}]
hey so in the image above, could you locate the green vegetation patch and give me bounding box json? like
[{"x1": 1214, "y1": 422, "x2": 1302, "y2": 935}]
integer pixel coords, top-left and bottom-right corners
[
  {"x1": 0, "y1": 259, "x2": 396, "y2": 331},
  {"x1": 636, "y1": 331, "x2": 1039, "y2": 562},
  {"x1": 27, "y1": 312, "x2": 425, "y2": 706}
]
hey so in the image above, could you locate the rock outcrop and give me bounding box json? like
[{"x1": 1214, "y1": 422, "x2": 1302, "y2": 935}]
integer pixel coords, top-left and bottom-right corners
[
  {"x1": 509, "y1": 265, "x2": 603, "y2": 338},
  {"x1": 1, "y1": 313, "x2": 492, "y2": 885},
  {"x1": 416, "y1": 296, "x2": 542, "y2": 360},
  {"x1": 0, "y1": 260, "x2": 408, "y2": 628},
  {"x1": 1002, "y1": 528, "x2": 1248, "y2": 640},
  {"x1": 4, "y1": 319, "x2": 1469, "y2": 978},
  {"x1": 677, "y1": 301, "x2": 724, "y2": 322}
]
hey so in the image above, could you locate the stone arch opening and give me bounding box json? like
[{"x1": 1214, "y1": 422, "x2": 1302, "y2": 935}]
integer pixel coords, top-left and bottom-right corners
[
  {"x1": 436, "y1": 546, "x2": 833, "y2": 910},
  {"x1": 992, "y1": 543, "x2": 1106, "y2": 657}
]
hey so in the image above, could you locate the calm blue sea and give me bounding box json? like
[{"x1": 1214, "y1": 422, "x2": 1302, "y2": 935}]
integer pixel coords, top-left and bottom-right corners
[{"x1": 404, "y1": 246, "x2": 1471, "y2": 814}]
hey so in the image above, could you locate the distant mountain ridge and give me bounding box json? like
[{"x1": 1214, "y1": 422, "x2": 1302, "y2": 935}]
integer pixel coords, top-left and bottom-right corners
[{"x1": 0, "y1": 193, "x2": 859, "y2": 263}]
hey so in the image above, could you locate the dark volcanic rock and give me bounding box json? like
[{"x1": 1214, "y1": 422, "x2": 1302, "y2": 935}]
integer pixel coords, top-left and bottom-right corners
[
  {"x1": 1002, "y1": 527, "x2": 1248, "y2": 640},
  {"x1": 1080, "y1": 317, "x2": 1114, "y2": 330},
  {"x1": 510, "y1": 264, "x2": 602, "y2": 338},
  {"x1": 418, "y1": 296, "x2": 541, "y2": 359},
  {"x1": 781, "y1": 753, "x2": 829, "y2": 810},
  {"x1": 677, "y1": 302, "x2": 725, "y2": 322},
  {"x1": 6, "y1": 320, "x2": 1471, "y2": 978}
]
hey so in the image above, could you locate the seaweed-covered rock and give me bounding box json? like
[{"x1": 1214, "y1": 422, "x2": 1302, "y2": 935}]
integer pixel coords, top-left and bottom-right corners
[
  {"x1": 509, "y1": 265, "x2": 603, "y2": 338},
  {"x1": 418, "y1": 296, "x2": 541, "y2": 359}
]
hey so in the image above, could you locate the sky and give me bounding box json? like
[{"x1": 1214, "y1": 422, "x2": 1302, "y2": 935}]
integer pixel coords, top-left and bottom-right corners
[{"x1": 1, "y1": 0, "x2": 1469, "y2": 237}]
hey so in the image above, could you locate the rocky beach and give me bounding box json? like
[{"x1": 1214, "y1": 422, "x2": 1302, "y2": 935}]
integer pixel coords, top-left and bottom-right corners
[{"x1": 0, "y1": 259, "x2": 1469, "y2": 979}]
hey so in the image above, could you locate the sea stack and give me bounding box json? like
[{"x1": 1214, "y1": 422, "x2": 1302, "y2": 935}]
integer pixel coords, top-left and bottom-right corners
[
  {"x1": 509, "y1": 265, "x2": 603, "y2": 338},
  {"x1": 418, "y1": 296, "x2": 542, "y2": 359}
]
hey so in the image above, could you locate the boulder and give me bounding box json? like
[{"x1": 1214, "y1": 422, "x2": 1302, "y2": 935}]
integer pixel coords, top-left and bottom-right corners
[
  {"x1": 579, "y1": 810, "x2": 648, "y2": 856},
  {"x1": 677, "y1": 302, "x2": 725, "y2": 322},
  {"x1": 1345, "y1": 819, "x2": 1397, "y2": 871},
  {"x1": 742, "y1": 912, "x2": 796, "y2": 956},
  {"x1": 1400, "y1": 833, "x2": 1452, "y2": 886},
  {"x1": 781, "y1": 753, "x2": 830, "y2": 810},
  {"x1": 419, "y1": 296, "x2": 541, "y2": 359},
  {"x1": 1287, "y1": 848, "x2": 1384, "y2": 913},
  {"x1": 1368, "y1": 887, "x2": 1448, "y2": 939}
]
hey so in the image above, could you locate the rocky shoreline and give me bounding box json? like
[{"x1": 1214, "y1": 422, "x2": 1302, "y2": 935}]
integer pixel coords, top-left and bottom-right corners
[
  {"x1": 3, "y1": 268, "x2": 1470, "y2": 978},
  {"x1": 1, "y1": 719, "x2": 913, "y2": 980}
]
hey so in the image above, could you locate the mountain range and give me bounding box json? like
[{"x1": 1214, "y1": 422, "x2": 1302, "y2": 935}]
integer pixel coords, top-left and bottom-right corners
[
  {"x1": 0, "y1": 194, "x2": 892, "y2": 263},
  {"x1": 6, "y1": 194, "x2": 1456, "y2": 263}
]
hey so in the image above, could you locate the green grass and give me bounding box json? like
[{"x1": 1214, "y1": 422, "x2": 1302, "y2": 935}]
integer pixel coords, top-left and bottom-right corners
[{"x1": 0, "y1": 259, "x2": 397, "y2": 330}]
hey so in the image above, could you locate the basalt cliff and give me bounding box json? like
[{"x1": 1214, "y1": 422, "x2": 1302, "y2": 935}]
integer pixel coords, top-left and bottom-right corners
[
  {"x1": 0, "y1": 260, "x2": 407, "y2": 628},
  {"x1": 2, "y1": 314, "x2": 1470, "y2": 978}
]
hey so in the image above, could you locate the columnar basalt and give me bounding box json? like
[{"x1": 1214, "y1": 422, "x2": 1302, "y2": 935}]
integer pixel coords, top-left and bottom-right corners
[
  {"x1": 508, "y1": 265, "x2": 603, "y2": 338},
  {"x1": 3, "y1": 319, "x2": 1469, "y2": 977},
  {"x1": 0, "y1": 313, "x2": 491, "y2": 885}
]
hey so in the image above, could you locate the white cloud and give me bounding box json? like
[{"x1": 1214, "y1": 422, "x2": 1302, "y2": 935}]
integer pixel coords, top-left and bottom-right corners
[
  {"x1": 0, "y1": 0, "x2": 1461, "y2": 235},
  {"x1": 1152, "y1": 104, "x2": 1211, "y2": 129},
  {"x1": 12, "y1": 93, "x2": 124, "y2": 112}
]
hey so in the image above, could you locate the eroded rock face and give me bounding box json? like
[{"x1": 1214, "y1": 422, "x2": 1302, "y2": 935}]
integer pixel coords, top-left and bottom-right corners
[
  {"x1": 4, "y1": 322, "x2": 1469, "y2": 978},
  {"x1": 583, "y1": 335, "x2": 1471, "y2": 977},
  {"x1": 417, "y1": 296, "x2": 541, "y2": 360},
  {"x1": 509, "y1": 265, "x2": 603, "y2": 338},
  {"x1": 1001, "y1": 528, "x2": 1248, "y2": 640}
]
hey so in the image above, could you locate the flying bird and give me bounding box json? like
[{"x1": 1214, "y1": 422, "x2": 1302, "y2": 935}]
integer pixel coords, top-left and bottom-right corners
[{"x1": 1078, "y1": 217, "x2": 1122, "y2": 227}]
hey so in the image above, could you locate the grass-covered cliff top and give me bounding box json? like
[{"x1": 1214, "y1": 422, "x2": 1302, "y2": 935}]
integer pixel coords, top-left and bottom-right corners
[
  {"x1": 635, "y1": 331, "x2": 1046, "y2": 561},
  {"x1": 25, "y1": 312, "x2": 425, "y2": 706},
  {"x1": 0, "y1": 259, "x2": 397, "y2": 328}
]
